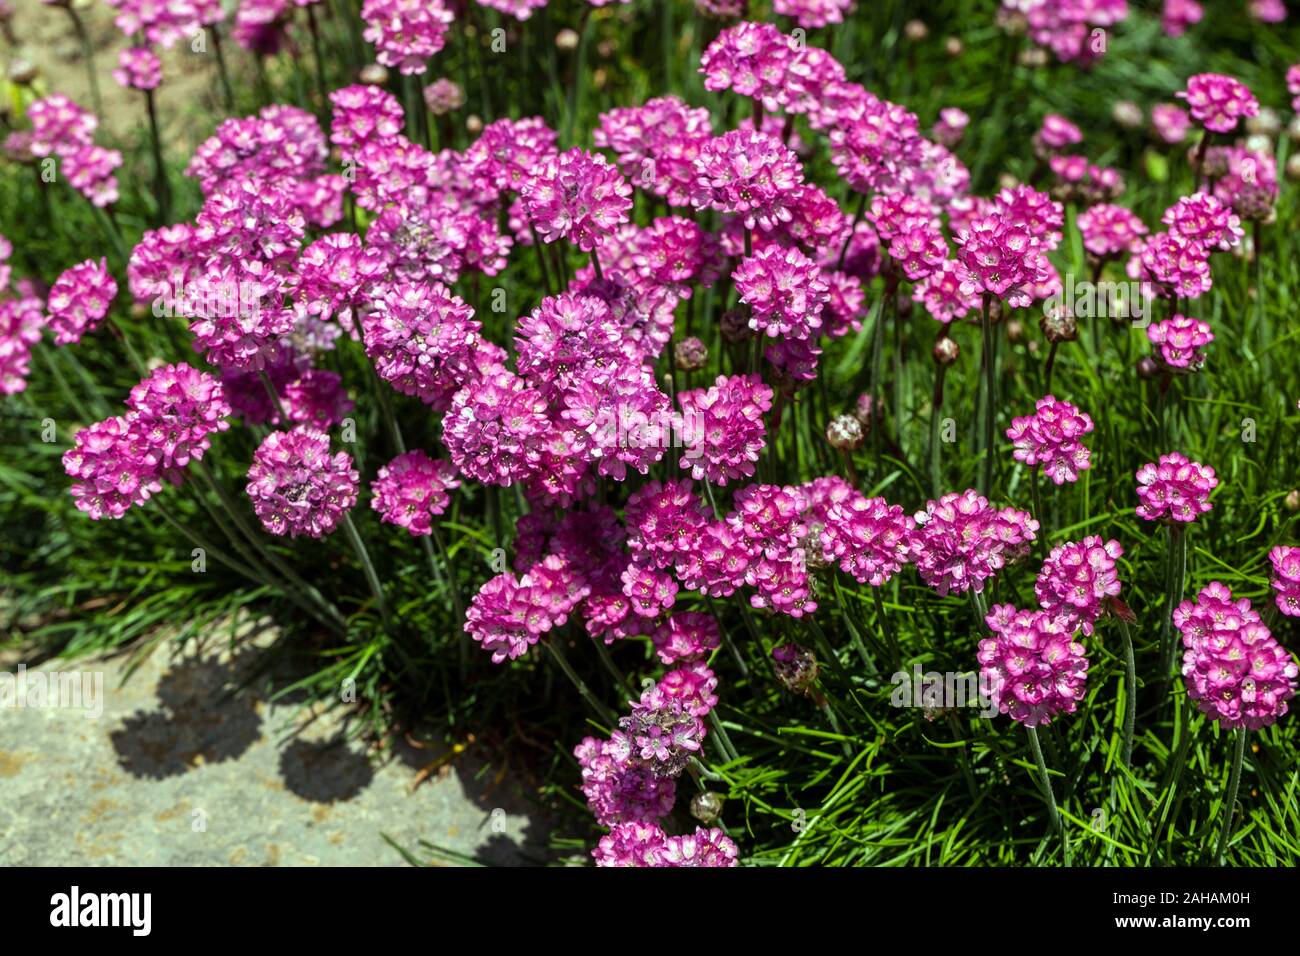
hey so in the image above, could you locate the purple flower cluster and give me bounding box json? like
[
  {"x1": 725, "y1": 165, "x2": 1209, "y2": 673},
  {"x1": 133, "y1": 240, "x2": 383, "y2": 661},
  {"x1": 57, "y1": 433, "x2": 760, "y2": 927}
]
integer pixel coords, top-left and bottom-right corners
[
  {"x1": 370, "y1": 450, "x2": 460, "y2": 537},
  {"x1": 1146, "y1": 313, "x2": 1213, "y2": 372},
  {"x1": 979, "y1": 606, "x2": 1089, "y2": 727},
  {"x1": 1005, "y1": 395, "x2": 1094, "y2": 485},
  {"x1": 910, "y1": 490, "x2": 1039, "y2": 596},
  {"x1": 1034, "y1": 537, "x2": 1124, "y2": 636},
  {"x1": 246, "y1": 429, "x2": 359, "y2": 538},
  {"x1": 1269, "y1": 547, "x2": 1300, "y2": 617},
  {"x1": 47, "y1": 258, "x2": 117, "y2": 346},
  {"x1": 1135, "y1": 452, "x2": 1217, "y2": 523}
]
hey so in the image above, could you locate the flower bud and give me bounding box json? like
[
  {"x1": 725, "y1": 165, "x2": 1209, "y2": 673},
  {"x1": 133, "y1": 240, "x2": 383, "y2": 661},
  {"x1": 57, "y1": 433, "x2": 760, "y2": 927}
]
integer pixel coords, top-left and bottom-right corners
[
  {"x1": 825, "y1": 414, "x2": 864, "y2": 451},
  {"x1": 556, "y1": 28, "x2": 580, "y2": 51},
  {"x1": 1285, "y1": 490, "x2": 1300, "y2": 512},
  {"x1": 1136, "y1": 356, "x2": 1159, "y2": 379},
  {"x1": 720, "y1": 307, "x2": 752, "y2": 344},
  {"x1": 1112, "y1": 100, "x2": 1144, "y2": 130},
  {"x1": 933, "y1": 336, "x2": 960, "y2": 366},
  {"x1": 903, "y1": 19, "x2": 928, "y2": 41},
  {"x1": 358, "y1": 63, "x2": 388, "y2": 86},
  {"x1": 944, "y1": 37, "x2": 963, "y2": 57},
  {"x1": 465, "y1": 114, "x2": 483, "y2": 135},
  {"x1": 853, "y1": 392, "x2": 875, "y2": 425},
  {"x1": 1006, "y1": 319, "x2": 1025, "y2": 344},
  {"x1": 674, "y1": 336, "x2": 708, "y2": 372},
  {"x1": 1040, "y1": 305, "x2": 1078, "y2": 343},
  {"x1": 772, "y1": 643, "x2": 818, "y2": 695},
  {"x1": 690, "y1": 791, "x2": 724, "y2": 826}
]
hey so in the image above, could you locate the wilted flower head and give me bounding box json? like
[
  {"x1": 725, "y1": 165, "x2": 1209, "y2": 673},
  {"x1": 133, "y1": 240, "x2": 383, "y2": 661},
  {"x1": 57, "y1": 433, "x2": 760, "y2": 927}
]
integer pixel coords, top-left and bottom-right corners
[
  {"x1": 1005, "y1": 395, "x2": 1094, "y2": 485},
  {"x1": 1134, "y1": 452, "x2": 1217, "y2": 523}
]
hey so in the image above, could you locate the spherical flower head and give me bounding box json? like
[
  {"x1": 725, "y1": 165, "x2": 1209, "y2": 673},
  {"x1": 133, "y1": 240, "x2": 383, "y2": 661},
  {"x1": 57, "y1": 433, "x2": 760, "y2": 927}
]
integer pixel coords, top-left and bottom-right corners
[
  {"x1": 955, "y1": 214, "x2": 1048, "y2": 306},
  {"x1": 1077, "y1": 203, "x2": 1148, "y2": 259},
  {"x1": 1005, "y1": 395, "x2": 1094, "y2": 485},
  {"x1": 575, "y1": 735, "x2": 676, "y2": 827},
  {"x1": 675, "y1": 519, "x2": 755, "y2": 597},
  {"x1": 126, "y1": 363, "x2": 231, "y2": 469},
  {"x1": 827, "y1": 90, "x2": 925, "y2": 194},
  {"x1": 370, "y1": 449, "x2": 459, "y2": 536},
  {"x1": 594, "y1": 95, "x2": 713, "y2": 208},
  {"x1": 910, "y1": 490, "x2": 1039, "y2": 596},
  {"x1": 362, "y1": 280, "x2": 483, "y2": 410},
  {"x1": 593, "y1": 821, "x2": 667, "y2": 867},
  {"x1": 476, "y1": 0, "x2": 547, "y2": 21},
  {"x1": 63, "y1": 416, "x2": 165, "y2": 520},
  {"x1": 1177, "y1": 74, "x2": 1259, "y2": 134},
  {"x1": 615, "y1": 692, "x2": 705, "y2": 777},
  {"x1": 1161, "y1": 192, "x2": 1243, "y2": 251},
  {"x1": 913, "y1": 258, "x2": 979, "y2": 324},
  {"x1": 677, "y1": 373, "x2": 774, "y2": 486},
  {"x1": 522, "y1": 147, "x2": 633, "y2": 252},
  {"x1": 186, "y1": 105, "x2": 327, "y2": 197},
  {"x1": 246, "y1": 429, "x2": 358, "y2": 538},
  {"x1": 112, "y1": 46, "x2": 162, "y2": 91},
  {"x1": 1210, "y1": 145, "x2": 1278, "y2": 222},
  {"x1": 513, "y1": 291, "x2": 627, "y2": 400},
  {"x1": 62, "y1": 145, "x2": 123, "y2": 208},
  {"x1": 819, "y1": 493, "x2": 917, "y2": 586},
  {"x1": 656, "y1": 827, "x2": 740, "y2": 867},
  {"x1": 48, "y1": 258, "x2": 117, "y2": 345},
  {"x1": 771, "y1": 642, "x2": 818, "y2": 694},
  {"x1": 1135, "y1": 452, "x2": 1217, "y2": 523},
  {"x1": 328, "y1": 84, "x2": 405, "y2": 155},
  {"x1": 621, "y1": 563, "x2": 679, "y2": 619},
  {"x1": 1034, "y1": 537, "x2": 1123, "y2": 636},
  {"x1": 421, "y1": 77, "x2": 465, "y2": 114},
  {"x1": 105, "y1": 0, "x2": 204, "y2": 47},
  {"x1": 733, "y1": 244, "x2": 829, "y2": 339},
  {"x1": 625, "y1": 479, "x2": 711, "y2": 570},
  {"x1": 27, "y1": 94, "x2": 97, "y2": 158},
  {"x1": 765, "y1": 333, "x2": 822, "y2": 388},
  {"x1": 1268, "y1": 547, "x2": 1300, "y2": 618},
  {"x1": 465, "y1": 561, "x2": 580, "y2": 664},
  {"x1": 633, "y1": 216, "x2": 716, "y2": 292},
  {"x1": 695, "y1": 0, "x2": 748, "y2": 16},
  {"x1": 933, "y1": 107, "x2": 970, "y2": 148},
  {"x1": 773, "y1": 0, "x2": 850, "y2": 27},
  {"x1": 1250, "y1": 0, "x2": 1286, "y2": 22},
  {"x1": 1137, "y1": 231, "x2": 1211, "y2": 300},
  {"x1": 297, "y1": 233, "x2": 388, "y2": 336},
  {"x1": 977, "y1": 608, "x2": 1089, "y2": 727},
  {"x1": 699, "y1": 20, "x2": 794, "y2": 108},
  {"x1": 360, "y1": 0, "x2": 453, "y2": 75},
  {"x1": 727, "y1": 482, "x2": 805, "y2": 550},
  {"x1": 561, "y1": 361, "x2": 671, "y2": 480},
  {"x1": 651, "y1": 612, "x2": 721, "y2": 665},
  {"x1": 1176, "y1": 583, "x2": 1297, "y2": 729},
  {"x1": 1152, "y1": 103, "x2": 1192, "y2": 144},
  {"x1": 444, "y1": 364, "x2": 550, "y2": 486},
  {"x1": 1034, "y1": 114, "x2": 1083, "y2": 156},
  {"x1": 1146, "y1": 313, "x2": 1213, "y2": 372},
  {"x1": 1161, "y1": 0, "x2": 1203, "y2": 37},
  {"x1": 692, "y1": 129, "x2": 804, "y2": 232},
  {"x1": 888, "y1": 222, "x2": 948, "y2": 281}
]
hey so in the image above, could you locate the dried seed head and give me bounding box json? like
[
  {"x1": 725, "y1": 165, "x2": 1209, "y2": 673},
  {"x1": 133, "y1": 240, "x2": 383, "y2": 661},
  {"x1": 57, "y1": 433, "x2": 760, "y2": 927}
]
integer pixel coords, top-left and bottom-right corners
[
  {"x1": 358, "y1": 63, "x2": 389, "y2": 86},
  {"x1": 772, "y1": 643, "x2": 819, "y2": 695},
  {"x1": 1113, "y1": 100, "x2": 1144, "y2": 130},
  {"x1": 674, "y1": 336, "x2": 708, "y2": 372},
  {"x1": 825, "y1": 414, "x2": 864, "y2": 450},
  {"x1": 933, "y1": 336, "x2": 960, "y2": 366},
  {"x1": 1040, "y1": 305, "x2": 1078, "y2": 343},
  {"x1": 720, "y1": 307, "x2": 752, "y2": 344},
  {"x1": 1285, "y1": 490, "x2": 1300, "y2": 512},
  {"x1": 556, "y1": 28, "x2": 580, "y2": 51}
]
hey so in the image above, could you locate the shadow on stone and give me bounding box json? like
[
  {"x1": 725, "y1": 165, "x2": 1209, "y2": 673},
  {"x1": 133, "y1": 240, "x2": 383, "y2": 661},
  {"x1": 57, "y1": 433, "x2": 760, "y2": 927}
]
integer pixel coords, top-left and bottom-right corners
[
  {"x1": 278, "y1": 738, "x2": 374, "y2": 804},
  {"x1": 109, "y1": 656, "x2": 262, "y2": 780}
]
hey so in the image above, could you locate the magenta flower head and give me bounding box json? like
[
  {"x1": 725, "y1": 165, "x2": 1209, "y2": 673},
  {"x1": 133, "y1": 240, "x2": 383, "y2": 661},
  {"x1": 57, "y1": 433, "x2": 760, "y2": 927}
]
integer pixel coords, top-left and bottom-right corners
[
  {"x1": 1152, "y1": 103, "x2": 1192, "y2": 144},
  {"x1": 1269, "y1": 547, "x2": 1300, "y2": 617},
  {"x1": 978, "y1": 607, "x2": 1089, "y2": 727},
  {"x1": 1006, "y1": 395, "x2": 1094, "y2": 485},
  {"x1": 1177, "y1": 74, "x2": 1259, "y2": 134},
  {"x1": 126, "y1": 363, "x2": 231, "y2": 469},
  {"x1": 818, "y1": 493, "x2": 917, "y2": 586},
  {"x1": 422, "y1": 77, "x2": 465, "y2": 114},
  {"x1": 1032, "y1": 114, "x2": 1082, "y2": 157},
  {"x1": 1175, "y1": 583, "x2": 1297, "y2": 729},
  {"x1": 575, "y1": 735, "x2": 676, "y2": 827},
  {"x1": 692, "y1": 129, "x2": 804, "y2": 231},
  {"x1": 328, "y1": 84, "x2": 405, "y2": 155},
  {"x1": 1161, "y1": 0, "x2": 1203, "y2": 37},
  {"x1": 827, "y1": 90, "x2": 924, "y2": 194},
  {"x1": 1076, "y1": 203, "x2": 1148, "y2": 259},
  {"x1": 63, "y1": 416, "x2": 165, "y2": 520},
  {"x1": 613, "y1": 684, "x2": 705, "y2": 776},
  {"x1": 63, "y1": 144, "x2": 124, "y2": 208},
  {"x1": 443, "y1": 364, "x2": 550, "y2": 486},
  {"x1": 26, "y1": 94, "x2": 97, "y2": 158},
  {"x1": 246, "y1": 428, "x2": 359, "y2": 538},
  {"x1": 625, "y1": 478, "x2": 711, "y2": 570},
  {"x1": 113, "y1": 47, "x2": 162, "y2": 91},
  {"x1": 1162, "y1": 192, "x2": 1243, "y2": 251},
  {"x1": 652, "y1": 612, "x2": 722, "y2": 665},
  {"x1": 48, "y1": 258, "x2": 117, "y2": 345},
  {"x1": 360, "y1": 0, "x2": 453, "y2": 74},
  {"x1": 699, "y1": 20, "x2": 793, "y2": 109},
  {"x1": 1034, "y1": 537, "x2": 1124, "y2": 636},
  {"x1": 1135, "y1": 452, "x2": 1216, "y2": 523},
  {"x1": 1136, "y1": 231, "x2": 1211, "y2": 300},
  {"x1": 522, "y1": 147, "x2": 633, "y2": 252},
  {"x1": 910, "y1": 490, "x2": 1039, "y2": 596},
  {"x1": 955, "y1": 214, "x2": 1050, "y2": 307},
  {"x1": 467, "y1": 558, "x2": 589, "y2": 663},
  {"x1": 1289, "y1": 64, "x2": 1300, "y2": 111},
  {"x1": 733, "y1": 245, "x2": 829, "y2": 339},
  {"x1": 370, "y1": 449, "x2": 459, "y2": 537},
  {"x1": 1146, "y1": 313, "x2": 1213, "y2": 372},
  {"x1": 677, "y1": 373, "x2": 774, "y2": 486}
]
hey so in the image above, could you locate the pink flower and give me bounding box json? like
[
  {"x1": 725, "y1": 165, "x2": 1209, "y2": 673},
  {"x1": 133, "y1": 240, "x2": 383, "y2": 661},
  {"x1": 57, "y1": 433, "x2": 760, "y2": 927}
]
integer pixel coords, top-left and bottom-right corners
[
  {"x1": 994, "y1": 184, "x2": 1065, "y2": 252},
  {"x1": 1136, "y1": 231, "x2": 1212, "y2": 299},
  {"x1": 675, "y1": 520, "x2": 754, "y2": 597},
  {"x1": 933, "y1": 107, "x2": 970, "y2": 147},
  {"x1": 62, "y1": 145, "x2": 122, "y2": 208},
  {"x1": 692, "y1": 129, "x2": 804, "y2": 231},
  {"x1": 614, "y1": 687, "x2": 705, "y2": 776},
  {"x1": 621, "y1": 564, "x2": 678, "y2": 618},
  {"x1": 1161, "y1": 192, "x2": 1243, "y2": 251},
  {"x1": 733, "y1": 245, "x2": 828, "y2": 339},
  {"x1": 360, "y1": 0, "x2": 454, "y2": 74},
  {"x1": 443, "y1": 365, "x2": 550, "y2": 486},
  {"x1": 27, "y1": 94, "x2": 97, "y2": 158},
  {"x1": 910, "y1": 490, "x2": 1038, "y2": 596},
  {"x1": 819, "y1": 493, "x2": 917, "y2": 586},
  {"x1": 651, "y1": 612, "x2": 721, "y2": 665},
  {"x1": 677, "y1": 373, "x2": 774, "y2": 486},
  {"x1": 112, "y1": 47, "x2": 162, "y2": 91},
  {"x1": 370, "y1": 449, "x2": 459, "y2": 536},
  {"x1": 595, "y1": 96, "x2": 713, "y2": 208},
  {"x1": 1146, "y1": 313, "x2": 1213, "y2": 372},
  {"x1": 1288, "y1": 64, "x2": 1300, "y2": 112},
  {"x1": 475, "y1": 0, "x2": 547, "y2": 20},
  {"x1": 655, "y1": 827, "x2": 740, "y2": 867},
  {"x1": 773, "y1": 0, "x2": 850, "y2": 28},
  {"x1": 1152, "y1": 103, "x2": 1192, "y2": 144},
  {"x1": 1006, "y1": 395, "x2": 1094, "y2": 485},
  {"x1": 63, "y1": 416, "x2": 165, "y2": 520},
  {"x1": 913, "y1": 258, "x2": 979, "y2": 324},
  {"x1": 1177, "y1": 73, "x2": 1259, "y2": 134},
  {"x1": 48, "y1": 258, "x2": 117, "y2": 345},
  {"x1": 245, "y1": 428, "x2": 358, "y2": 538},
  {"x1": 328, "y1": 84, "x2": 405, "y2": 155},
  {"x1": 523, "y1": 148, "x2": 633, "y2": 252},
  {"x1": 1134, "y1": 452, "x2": 1216, "y2": 523},
  {"x1": 1077, "y1": 203, "x2": 1148, "y2": 259},
  {"x1": 513, "y1": 292, "x2": 626, "y2": 400},
  {"x1": 955, "y1": 214, "x2": 1050, "y2": 307},
  {"x1": 1161, "y1": 0, "x2": 1202, "y2": 37},
  {"x1": 978, "y1": 607, "x2": 1089, "y2": 727},
  {"x1": 575, "y1": 736, "x2": 675, "y2": 827},
  {"x1": 1175, "y1": 583, "x2": 1297, "y2": 729},
  {"x1": 625, "y1": 479, "x2": 711, "y2": 570},
  {"x1": 105, "y1": 0, "x2": 202, "y2": 47},
  {"x1": 1034, "y1": 537, "x2": 1123, "y2": 636},
  {"x1": 1268, "y1": 547, "x2": 1300, "y2": 617},
  {"x1": 186, "y1": 105, "x2": 326, "y2": 196},
  {"x1": 1250, "y1": 0, "x2": 1287, "y2": 23},
  {"x1": 422, "y1": 77, "x2": 465, "y2": 114},
  {"x1": 126, "y1": 363, "x2": 231, "y2": 469},
  {"x1": 296, "y1": 233, "x2": 388, "y2": 337},
  {"x1": 1033, "y1": 113, "x2": 1082, "y2": 156},
  {"x1": 827, "y1": 90, "x2": 924, "y2": 194},
  {"x1": 699, "y1": 20, "x2": 793, "y2": 109}
]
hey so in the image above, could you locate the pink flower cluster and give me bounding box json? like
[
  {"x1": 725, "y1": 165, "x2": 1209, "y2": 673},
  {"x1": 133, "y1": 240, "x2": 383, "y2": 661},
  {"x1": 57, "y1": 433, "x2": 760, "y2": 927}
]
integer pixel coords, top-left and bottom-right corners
[
  {"x1": 980, "y1": 606, "x2": 1089, "y2": 726},
  {"x1": 113, "y1": 47, "x2": 163, "y2": 91},
  {"x1": 1146, "y1": 313, "x2": 1213, "y2": 372},
  {"x1": 594, "y1": 821, "x2": 738, "y2": 867},
  {"x1": 677, "y1": 374, "x2": 774, "y2": 486},
  {"x1": 370, "y1": 450, "x2": 460, "y2": 537},
  {"x1": 361, "y1": 0, "x2": 454, "y2": 75},
  {"x1": 245, "y1": 429, "x2": 359, "y2": 538},
  {"x1": 1135, "y1": 452, "x2": 1217, "y2": 523},
  {"x1": 1177, "y1": 73, "x2": 1259, "y2": 134},
  {"x1": 47, "y1": 258, "x2": 117, "y2": 346},
  {"x1": 910, "y1": 490, "x2": 1039, "y2": 596},
  {"x1": 1034, "y1": 537, "x2": 1123, "y2": 636},
  {"x1": 1077, "y1": 203, "x2": 1148, "y2": 259},
  {"x1": 1268, "y1": 547, "x2": 1300, "y2": 618},
  {"x1": 1006, "y1": 395, "x2": 1094, "y2": 485},
  {"x1": 1175, "y1": 583, "x2": 1297, "y2": 729}
]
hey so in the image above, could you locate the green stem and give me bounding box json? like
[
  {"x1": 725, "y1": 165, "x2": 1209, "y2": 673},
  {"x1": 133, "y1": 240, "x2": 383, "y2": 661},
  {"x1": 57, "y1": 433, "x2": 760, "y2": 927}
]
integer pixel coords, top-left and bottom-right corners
[
  {"x1": 144, "y1": 90, "x2": 170, "y2": 225},
  {"x1": 978, "y1": 293, "x2": 996, "y2": 496},
  {"x1": 871, "y1": 585, "x2": 901, "y2": 672},
  {"x1": 1026, "y1": 725, "x2": 1068, "y2": 863},
  {"x1": 547, "y1": 640, "x2": 617, "y2": 726},
  {"x1": 1115, "y1": 615, "x2": 1137, "y2": 768},
  {"x1": 1213, "y1": 729, "x2": 1247, "y2": 865},
  {"x1": 65, "y1": 8, "x2": 103, "y2": 117},
  {"x1": 342, "y1": 513, "x2": 393, "y2": 632}
]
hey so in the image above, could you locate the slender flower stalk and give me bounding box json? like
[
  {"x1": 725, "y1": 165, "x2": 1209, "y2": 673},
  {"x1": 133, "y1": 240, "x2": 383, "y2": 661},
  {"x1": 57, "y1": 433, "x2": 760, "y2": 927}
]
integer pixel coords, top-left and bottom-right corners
[
  {"x1": 1026, "y1": 725, "x2": 1068, "y2": 862},
  {"x1": 1213, "y1": 729, "x2": 1247, "y2": 865}
]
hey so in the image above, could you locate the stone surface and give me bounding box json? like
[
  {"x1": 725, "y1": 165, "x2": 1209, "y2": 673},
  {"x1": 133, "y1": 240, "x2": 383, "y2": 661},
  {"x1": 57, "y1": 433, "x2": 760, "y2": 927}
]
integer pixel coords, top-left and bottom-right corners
[{"x1": 0, "y1": 619, "x2": 550, "y2": 866}]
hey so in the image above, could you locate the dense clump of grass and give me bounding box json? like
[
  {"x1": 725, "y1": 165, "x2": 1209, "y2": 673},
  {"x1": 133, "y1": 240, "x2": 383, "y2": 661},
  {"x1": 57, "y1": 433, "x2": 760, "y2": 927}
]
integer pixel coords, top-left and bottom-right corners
[{"x1": 2, "y1": 0, "x2": 1298, "y2": 865}]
